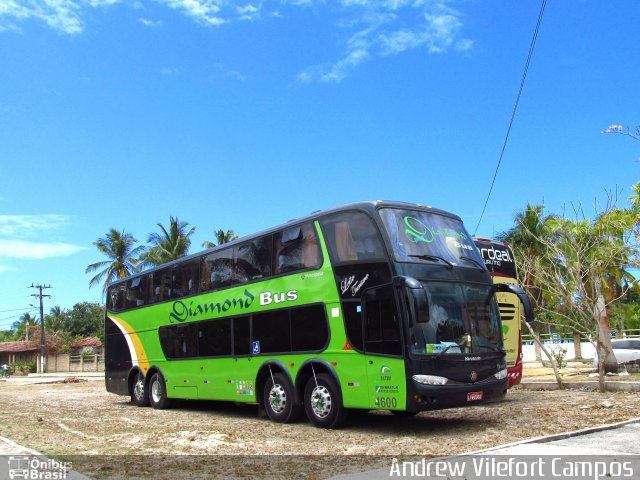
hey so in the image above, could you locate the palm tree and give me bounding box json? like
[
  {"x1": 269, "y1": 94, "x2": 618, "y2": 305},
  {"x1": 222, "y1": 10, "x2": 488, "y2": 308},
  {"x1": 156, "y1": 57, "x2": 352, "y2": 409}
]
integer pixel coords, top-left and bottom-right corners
[
  {"x1": 12, "y1": 312, "x2": 37, "y2": 341},
  {"x1": 86, "y1": 229, "x2": 145, "y2": 294},
  {"x1": 202, "y1": 229, "x2": 239, "y2": 249},
  {"x1": 45, "y1": 306, "x2": 68, "y2": 335},
  {"x1": 140, "y1": 216, "x2": 196, "y2": 266},
  {"x1": 497, "y1": 204, "x2": 556, "y2": 306}
]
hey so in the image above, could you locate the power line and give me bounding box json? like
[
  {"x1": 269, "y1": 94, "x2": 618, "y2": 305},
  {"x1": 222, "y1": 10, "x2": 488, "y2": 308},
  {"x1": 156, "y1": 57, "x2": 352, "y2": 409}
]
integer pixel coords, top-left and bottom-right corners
[
  {"x1": 473, "y1": 0, "x2": 548, "y2": 235},
  {"x1": 0, "y1": 307, "x2": 36, "y2": 314}
]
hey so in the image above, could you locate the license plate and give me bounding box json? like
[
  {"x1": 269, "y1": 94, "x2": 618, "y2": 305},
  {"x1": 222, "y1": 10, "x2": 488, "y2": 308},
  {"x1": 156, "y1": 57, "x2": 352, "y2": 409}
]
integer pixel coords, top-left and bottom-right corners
[{"x1": 467, "y1": 391, "x2": 483, "y2": 402}]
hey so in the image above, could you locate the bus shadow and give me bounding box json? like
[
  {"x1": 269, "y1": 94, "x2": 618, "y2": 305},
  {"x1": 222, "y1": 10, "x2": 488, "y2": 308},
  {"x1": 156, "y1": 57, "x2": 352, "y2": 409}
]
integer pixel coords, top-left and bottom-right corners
[{"x1": 127, "y1": 399, "x2": 498, "y2": 434}]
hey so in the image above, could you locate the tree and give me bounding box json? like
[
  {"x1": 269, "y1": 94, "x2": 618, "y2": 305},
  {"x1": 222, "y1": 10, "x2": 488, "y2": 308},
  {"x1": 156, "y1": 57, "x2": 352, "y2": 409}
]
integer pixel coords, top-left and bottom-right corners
[
  {"x1": 86, "y1": 229, "x2": 145, "y2": 294},
  {"x1": 45, "y1": 306, "x2": 68, "y2": 335},
  {"x1": 601, "y1": 124, "x2": 640, "y2": 142},
  {"x1": 139, "y1": 216, "x2": 196, "y2": 267},
  {"x1": 12, "y1": 312, "x2": 38, "y2": 341},
  {"x1": 514, "y1": 188, "x2": 639, "y2": 392},
  {"x1": 65, "y1": 302, "x2": 104, "y2": 340},
  {"x1": 202, "y1": 229, "x2": 239, "y2": 248},
  {"x1": 497, "y1": 204, "x2": 566, "y2": 385}
]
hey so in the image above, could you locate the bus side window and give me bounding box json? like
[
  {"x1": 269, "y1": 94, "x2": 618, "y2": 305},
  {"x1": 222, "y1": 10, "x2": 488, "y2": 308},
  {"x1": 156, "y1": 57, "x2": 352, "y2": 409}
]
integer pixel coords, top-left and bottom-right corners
[
  {"x1": 321, "y1": 212, "x2": 386, "y2": 264},
  {"x1": 171, "y1": 261, "x2": 199, "y2": 299},
  {"x1": 152, "y1": 269, "x2": 171, "y2": 303},
  {"x1": 233, "y1": 317, "x2": 251, "y2": 356},
  {"x1": 274, "y1": 223, "x2": 321, "y2": 274},
  {"x1": 235, "y1": 236, "x2": 272, "y2": 283},
  {"x1": 201, "y1": 249, "x2": 235, "y2": 291}
]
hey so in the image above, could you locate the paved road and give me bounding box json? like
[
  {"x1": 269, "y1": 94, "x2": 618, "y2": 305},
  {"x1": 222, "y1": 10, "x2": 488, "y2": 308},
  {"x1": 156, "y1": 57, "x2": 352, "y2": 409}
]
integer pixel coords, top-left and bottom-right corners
[{"x1": 335, "y1": 419, "x2": 640, "y2": 479}]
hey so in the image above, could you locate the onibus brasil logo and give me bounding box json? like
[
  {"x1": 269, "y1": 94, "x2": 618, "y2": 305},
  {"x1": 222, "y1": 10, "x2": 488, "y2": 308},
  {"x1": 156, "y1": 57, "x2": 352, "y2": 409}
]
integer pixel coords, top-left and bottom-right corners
[{"x1": 8, "y1": 456, "x2": 71, "y2": 480}]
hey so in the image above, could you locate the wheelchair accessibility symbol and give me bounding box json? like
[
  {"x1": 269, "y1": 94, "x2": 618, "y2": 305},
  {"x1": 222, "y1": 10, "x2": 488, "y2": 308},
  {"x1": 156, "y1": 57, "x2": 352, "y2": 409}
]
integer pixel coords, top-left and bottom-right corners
[{"x1": 252, "y1": 341, "x2": 260, "y2": 354}]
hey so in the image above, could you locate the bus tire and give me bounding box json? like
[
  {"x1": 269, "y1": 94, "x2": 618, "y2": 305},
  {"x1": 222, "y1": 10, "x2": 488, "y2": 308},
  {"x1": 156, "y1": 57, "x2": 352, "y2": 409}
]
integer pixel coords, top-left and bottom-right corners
[
  {"x1": 148, "y1": 372, "x2": 172, "y2": 409},
  {"x1": 131, "y1": 371, "x2": 150, "y2": 407},
  {"x1": 303, "y1": 373, "x2": 347, "y2": 429},
  {"x1": 263, "y1": 373, "x2": 302, "y2": 423}
]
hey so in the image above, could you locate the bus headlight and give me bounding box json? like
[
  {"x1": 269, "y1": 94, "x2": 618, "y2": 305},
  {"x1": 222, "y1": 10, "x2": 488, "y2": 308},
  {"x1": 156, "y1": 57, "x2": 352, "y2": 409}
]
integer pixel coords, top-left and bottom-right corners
[
  {"x1": 412, "y1": 374, "x2": 449, "y2": 386},
  {"x1": 494, "y1": 368, "x2": 508, "y2": 380}
]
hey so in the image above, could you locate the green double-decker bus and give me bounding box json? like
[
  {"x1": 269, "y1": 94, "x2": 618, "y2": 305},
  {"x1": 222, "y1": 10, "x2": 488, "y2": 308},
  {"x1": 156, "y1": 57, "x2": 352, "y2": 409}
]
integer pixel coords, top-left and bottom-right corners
[{"x1": 105, "y1": 201, "x2": 532, "y2": 428}]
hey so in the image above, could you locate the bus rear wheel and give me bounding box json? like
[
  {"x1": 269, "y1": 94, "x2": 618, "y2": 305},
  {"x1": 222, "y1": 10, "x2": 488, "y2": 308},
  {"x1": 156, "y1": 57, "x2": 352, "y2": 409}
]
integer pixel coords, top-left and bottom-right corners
[
  {"x1": 303, "y1": 373, "x2": 347, "y2": 429},
  {"x1": 264, "y1": 373, "x2": 302, "y2": 423},
  {"x1": 148, "y1": 372, "x2": 172, "y2": 409},
  {"x1": 131, "y1": 371, "x2": 150, "y2": 407}
]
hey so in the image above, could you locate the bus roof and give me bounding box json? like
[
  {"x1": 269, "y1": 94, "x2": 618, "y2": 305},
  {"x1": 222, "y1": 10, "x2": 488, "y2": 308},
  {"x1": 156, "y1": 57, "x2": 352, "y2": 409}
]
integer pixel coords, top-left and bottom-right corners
[{"x1": 108, "y1": 200, "x2": 461, "y2": 287}]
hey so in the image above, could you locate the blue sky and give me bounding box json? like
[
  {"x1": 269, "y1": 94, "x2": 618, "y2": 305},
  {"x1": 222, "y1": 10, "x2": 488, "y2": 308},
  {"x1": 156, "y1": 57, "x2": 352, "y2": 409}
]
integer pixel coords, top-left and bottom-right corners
[{"x1": 0, "y1": 0, "x2": 638, "y2": 326}]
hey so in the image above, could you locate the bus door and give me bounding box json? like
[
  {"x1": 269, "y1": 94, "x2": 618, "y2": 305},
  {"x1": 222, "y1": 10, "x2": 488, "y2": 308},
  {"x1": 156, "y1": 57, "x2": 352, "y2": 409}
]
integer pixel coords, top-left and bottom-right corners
[{"x1": 362, "y1": 284, "x2": 407, "y2": 411}]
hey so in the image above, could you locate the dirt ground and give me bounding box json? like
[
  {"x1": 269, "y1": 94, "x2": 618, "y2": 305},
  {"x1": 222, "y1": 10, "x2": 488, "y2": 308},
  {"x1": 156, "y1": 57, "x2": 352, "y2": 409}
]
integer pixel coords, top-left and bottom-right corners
[{"x1": 1, "y1": 379, "x2": 639, "y2": 479}]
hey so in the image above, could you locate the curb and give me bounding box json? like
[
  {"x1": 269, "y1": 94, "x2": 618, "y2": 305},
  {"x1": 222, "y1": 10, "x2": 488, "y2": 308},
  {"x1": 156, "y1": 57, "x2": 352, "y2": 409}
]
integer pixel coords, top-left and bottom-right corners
[
  {"x1": 0, "y1": 435, "x2": 43, "y2": 456},
  {"x1": 464, "y1": 417, "x2": 640, "y2": 455}
]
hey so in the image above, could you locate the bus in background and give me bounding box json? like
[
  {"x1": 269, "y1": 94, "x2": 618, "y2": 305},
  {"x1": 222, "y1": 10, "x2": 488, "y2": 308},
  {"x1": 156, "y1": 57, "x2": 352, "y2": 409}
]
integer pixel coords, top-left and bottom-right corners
[
  {"x1": 105, "y1": 201, "x2": 533, "y2": 428},
  {"x1": 473, "y1": 238, "x2": 523, "y2": 387}
]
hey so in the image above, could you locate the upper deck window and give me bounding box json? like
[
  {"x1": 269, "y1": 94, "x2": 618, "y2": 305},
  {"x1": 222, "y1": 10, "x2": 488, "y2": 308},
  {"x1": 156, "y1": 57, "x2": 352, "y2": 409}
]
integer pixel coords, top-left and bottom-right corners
[
  {"x1": 320, "y1": 212, "x2": 387, "y2": 264},
  {"x1": 380, "y1": 208, "x2": 482, "y2": 267},
  {"x1": 274, "y1": 223, "x2": 321, "y2": 274}
]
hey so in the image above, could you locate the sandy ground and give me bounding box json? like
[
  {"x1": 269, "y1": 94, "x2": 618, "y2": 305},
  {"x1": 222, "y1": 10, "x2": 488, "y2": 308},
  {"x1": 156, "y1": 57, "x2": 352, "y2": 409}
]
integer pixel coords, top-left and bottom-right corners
[{"x1": 1, "y1": 379, "x2": 639, "y2": 478}]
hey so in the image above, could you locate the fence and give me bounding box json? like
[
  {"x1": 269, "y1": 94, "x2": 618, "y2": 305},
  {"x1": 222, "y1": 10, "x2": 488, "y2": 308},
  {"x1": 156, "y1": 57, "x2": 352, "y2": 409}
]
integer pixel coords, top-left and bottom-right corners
[
  {"x1": 521, "y1": 329, "x2": 640, "y2": 363},
  {"x1": 46, "y1": 354, "x2": 104, "y2": 373}
]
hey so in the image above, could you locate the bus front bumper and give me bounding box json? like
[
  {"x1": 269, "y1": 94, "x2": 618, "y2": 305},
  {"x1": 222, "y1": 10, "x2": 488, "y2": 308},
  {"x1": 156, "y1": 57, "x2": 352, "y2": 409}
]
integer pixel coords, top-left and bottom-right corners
[{"x1": 406, "y1": 377, "x2": 508, "y2": 412}]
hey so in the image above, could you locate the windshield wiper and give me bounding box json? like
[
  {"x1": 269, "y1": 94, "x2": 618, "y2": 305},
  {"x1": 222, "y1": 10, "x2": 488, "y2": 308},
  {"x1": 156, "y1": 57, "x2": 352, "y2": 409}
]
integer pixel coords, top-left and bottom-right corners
[
  {"x1": 409, "y1": 254, "x2": 454, "y2": 269},
  {"x1": 459, "y1": 255, "x2": 485, "y2": 271}
]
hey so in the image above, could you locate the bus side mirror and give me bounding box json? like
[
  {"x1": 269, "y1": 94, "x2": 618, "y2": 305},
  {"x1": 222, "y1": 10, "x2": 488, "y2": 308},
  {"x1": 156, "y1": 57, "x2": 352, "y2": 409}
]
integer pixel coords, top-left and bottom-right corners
[
  {"x1": 394, "y1": 276, "x2": 429, "y2": 324},
  {"x1": 494, "y1": 283, "x2": 534, "y2": 324}
]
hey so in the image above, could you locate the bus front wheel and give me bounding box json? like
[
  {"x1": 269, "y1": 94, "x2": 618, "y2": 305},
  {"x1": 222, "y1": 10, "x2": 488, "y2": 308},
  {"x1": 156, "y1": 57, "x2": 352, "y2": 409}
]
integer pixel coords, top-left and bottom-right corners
[
  {"x1": 303, "y1": 373, "x2": 347, "y2": 429},
  {"x1": 263, "y1": 373, "x2": 302, "y2": 423},
  {"x1": 131, "y1": 371, "x2": 150, "y2": 407},
  {"x1": 148, "y1": 373, "x2": 172, "y2": 409}
]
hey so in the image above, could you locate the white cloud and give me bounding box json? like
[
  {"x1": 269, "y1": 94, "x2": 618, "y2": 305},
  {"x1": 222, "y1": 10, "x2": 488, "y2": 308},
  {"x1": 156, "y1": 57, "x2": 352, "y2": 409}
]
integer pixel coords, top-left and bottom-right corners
[
  {"x1": 138, "y1": 17, "x2": 163, "y2": 27},
  {"x1": 209, "y1": 63, "x2": 247, "y2": 82},
  {"x1": 236, "y1": 3, "x2": 260, "y2": 22},
  {"x1": 0, "y1": 214, "x2": 73, "y2": 237},
  {"x1": 0, "y1": 240, "x2": 84, "y2": 259},
  {"x1": 296, "y1": 1, "x2": 470, "y2": 83},
  {"x1": 0, "y1": 214, "x2": 84, "y2": 260},
  {"x1": 161, "y1": 0, "x2": 225, "y2": 26},
  {"x1": 0, "y1": 0, "x2": 122, "y2": 35}
]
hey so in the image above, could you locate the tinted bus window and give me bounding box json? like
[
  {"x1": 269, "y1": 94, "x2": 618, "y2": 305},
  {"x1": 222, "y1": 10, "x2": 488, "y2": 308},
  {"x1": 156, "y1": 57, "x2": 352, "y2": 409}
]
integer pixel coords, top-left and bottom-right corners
[
  {"x1": 291, "y1": 305, "x2": 329, "y2": 351},
  {"x1": 153, "y1": 269, "x2": 172, "y2": 303},
  {"x1": 126, "y1": 275, "x2": 150, "y2": 309},
  {"x1": 108, "y1": 284, "x2": 127, "y2": 312},
  {"x1": 160, "y1": 323, "x2": 198, "y2": 359},
  {"x1": 274, "y1": 223, "x2": 321, "y2": 274},
  {"x1": 235, "y1": 236, "x2": 272, "y2": 283},
  {"x1": 198, "y1": 318, "x2": 232, "y2": 357},
  {"x1": 321, "y1": 212, "x2": 387, "y2": 263},
  {"x1": 172, "y1": 261, "x2": 199, "y2": 299},
  {"x1": 253, "y1": 310, "x2": 291, "y2": 353},
  {"x1": 233, "y1": 317, "x2": 251, "y2": 356},
  {"x1": 201, "y1": 249, "x2": 236, "y2": 291}
]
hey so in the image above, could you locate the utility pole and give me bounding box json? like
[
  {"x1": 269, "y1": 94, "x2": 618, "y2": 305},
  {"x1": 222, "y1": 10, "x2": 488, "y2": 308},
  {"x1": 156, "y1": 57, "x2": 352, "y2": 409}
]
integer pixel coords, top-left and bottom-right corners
[{"x1": 30, "y1": 284, "x2": 51, "y2": 374}]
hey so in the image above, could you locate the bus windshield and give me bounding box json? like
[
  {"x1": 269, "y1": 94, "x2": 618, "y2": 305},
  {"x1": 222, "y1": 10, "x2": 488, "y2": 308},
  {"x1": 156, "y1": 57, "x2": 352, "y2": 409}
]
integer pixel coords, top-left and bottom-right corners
[
  {"x1": 409, "y1": 282, "x2": 502, "y2": 356},
  {"x1": 380, "y1": 208, "x2": 483, "y2": 267}
]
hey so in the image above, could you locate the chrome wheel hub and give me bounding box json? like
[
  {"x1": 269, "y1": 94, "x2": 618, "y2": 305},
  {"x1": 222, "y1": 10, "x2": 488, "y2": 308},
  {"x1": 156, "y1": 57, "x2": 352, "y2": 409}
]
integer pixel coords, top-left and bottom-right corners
[
  {"x1": 151, "y1": 379, "x2": 162, "y2": 403},
  {"x1": 133, "y1": 377, "x2": 145, "y2": 400},
  {"x1": 310, "y1": 385, "x2": 332, "y2": 418},
  {"x1": 269, "y1": 384, "x2": 287, "y2": 414}
]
